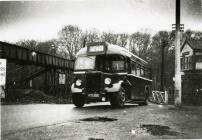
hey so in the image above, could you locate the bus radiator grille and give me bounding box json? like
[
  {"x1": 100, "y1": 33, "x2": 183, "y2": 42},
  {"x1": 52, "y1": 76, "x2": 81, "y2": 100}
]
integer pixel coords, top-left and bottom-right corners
[{"x1": 86, "y1": 73, "x2": 101, "y2": 93}]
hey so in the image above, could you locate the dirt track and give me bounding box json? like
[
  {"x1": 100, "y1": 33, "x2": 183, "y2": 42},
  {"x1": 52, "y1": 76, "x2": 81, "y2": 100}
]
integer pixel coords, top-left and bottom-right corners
[{"x1": 2, "y1": 102, "x2": 202, "y2": 140}]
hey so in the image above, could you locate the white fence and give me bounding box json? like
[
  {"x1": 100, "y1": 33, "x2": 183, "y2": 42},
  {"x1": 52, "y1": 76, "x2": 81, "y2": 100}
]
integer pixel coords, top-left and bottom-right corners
[{"x1": 150, "y1": 90, "x2": 168, "y2": 104}]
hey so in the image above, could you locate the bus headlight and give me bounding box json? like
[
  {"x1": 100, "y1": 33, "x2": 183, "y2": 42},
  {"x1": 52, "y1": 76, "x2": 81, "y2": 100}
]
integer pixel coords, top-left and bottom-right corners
[
  {"x1": 75, "y1": 79, "x2": 82, "y2": 86},
  {"x1": 104, "y1": 78, "x2": 111, "y2": 85}
]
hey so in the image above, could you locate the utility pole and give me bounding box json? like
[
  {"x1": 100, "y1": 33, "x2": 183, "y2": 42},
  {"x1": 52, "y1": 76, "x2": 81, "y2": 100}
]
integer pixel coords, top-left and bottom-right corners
[
  {"x1": 174, "y1": 0, "x2": 182, "y2": 106},
  {"x1": 0, "y1": 44, "x2": 3, "y2": 58},
  {"x1": 160, "y1": 41, "x2": 165, "y2": 91}
]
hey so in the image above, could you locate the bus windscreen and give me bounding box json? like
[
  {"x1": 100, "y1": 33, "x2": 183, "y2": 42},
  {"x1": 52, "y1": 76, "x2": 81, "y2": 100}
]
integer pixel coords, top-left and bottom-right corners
[{"x1": 74, "y1": 56, "x2": 95, "y2": 70}]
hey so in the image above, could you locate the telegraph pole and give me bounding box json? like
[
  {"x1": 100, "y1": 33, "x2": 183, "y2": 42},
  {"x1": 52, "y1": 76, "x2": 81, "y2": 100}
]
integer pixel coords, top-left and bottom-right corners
[
  {"x1": 174, "y1": 0, "x2": 182, "y2": 106},
  {"x1": 160, "y1": 41, "x2": 165, "y2": 91}
]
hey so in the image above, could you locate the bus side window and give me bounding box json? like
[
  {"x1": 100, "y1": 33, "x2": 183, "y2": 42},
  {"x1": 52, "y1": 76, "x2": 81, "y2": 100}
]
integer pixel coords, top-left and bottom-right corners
[
  {"x1": 136, "y1": 64, "x2": 141, "y2": 76},
  {"x1": 127, "y1": 58, "x2": 131, "y2": 73},
  {"x1": 105, "y1": 61, "x2": 111, "y2": 72},
  {"x1": 131, "y1": 61, "x2": 136, "y2": 75},
  {"x1": 125, "y1": 59, "x2": 128, "y2": 71},
  {"x1": 145, "y1": 68, "x2": 150, "y2": 78},
  {"x1": 140, "y1": 66, "x2": 145, "y2": 77},
  {"x1": 145, "y1": 68, "x2": 148, "y2": 78}
]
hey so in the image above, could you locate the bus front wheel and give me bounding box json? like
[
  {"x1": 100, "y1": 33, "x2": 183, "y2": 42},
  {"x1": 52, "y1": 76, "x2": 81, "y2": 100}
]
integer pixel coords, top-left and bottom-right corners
[
  {"x1": 110, "y1": 87, "x2": 126, "y2": 108},
  {"x1": 72, "y1": 94, "x2": 85, "y2": 107}
]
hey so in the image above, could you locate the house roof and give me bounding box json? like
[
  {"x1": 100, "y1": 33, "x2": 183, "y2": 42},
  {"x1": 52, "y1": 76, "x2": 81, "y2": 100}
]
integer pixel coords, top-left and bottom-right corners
[{"x1": 181, "y1": 40, "x2": 202, "y2": 51}]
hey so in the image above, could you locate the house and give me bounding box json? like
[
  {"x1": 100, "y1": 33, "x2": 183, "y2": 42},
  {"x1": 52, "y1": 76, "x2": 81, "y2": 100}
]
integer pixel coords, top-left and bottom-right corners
[{"x1": 180, "y1": 40, "x2": 202, "y2": 105}]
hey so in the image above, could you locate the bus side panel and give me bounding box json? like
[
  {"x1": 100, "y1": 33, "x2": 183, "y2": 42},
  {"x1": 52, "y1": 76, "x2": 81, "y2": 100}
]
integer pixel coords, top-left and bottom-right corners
[
  {"x1": 128, "y1": 75, "x2": 151, "y2": 100},
  {"x1": 127, "y1": 75, "x2": 142, "y2": 100},
  {"x1": 146, "y1": 80, "x2": 152, "y2": 92}
]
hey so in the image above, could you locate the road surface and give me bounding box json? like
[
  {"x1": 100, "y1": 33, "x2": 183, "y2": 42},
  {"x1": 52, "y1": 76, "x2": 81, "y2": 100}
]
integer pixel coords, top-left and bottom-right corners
[{"x1": 1, "y1": 102, "x2": 202, "y2": 139}]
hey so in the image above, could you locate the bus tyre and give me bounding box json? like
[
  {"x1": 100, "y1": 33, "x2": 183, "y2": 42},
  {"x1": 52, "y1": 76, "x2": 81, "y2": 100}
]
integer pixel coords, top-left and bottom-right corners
[
  {"x1": 110, "y1": 87, "x2": 126, "y2": 108},
  {"x1": 72, "y1": 94, "x2": 85, "y2": 107},
  {"x1": 139, "y1": 99, "x2": 148, "y2": 106}
]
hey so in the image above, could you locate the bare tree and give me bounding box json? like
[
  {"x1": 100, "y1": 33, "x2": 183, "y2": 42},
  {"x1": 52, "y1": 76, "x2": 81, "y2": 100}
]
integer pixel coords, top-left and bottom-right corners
[
  {"x1": 117, "y1": 33, "x2": 129, "y2": 48},
  {"x1": 150, "y1": 31, "x2": 174, "y2": 90},
  {"x1": 101, "y1": 32, "x2": 119, "y2": 44},
  {"x1": 16, "y1": 40, "x2": 38, "y2": 50},
  {"x1": 58, "y1": 25, "x2": 82, "y2": 59},
  {"x1": 85, "y1": 29, "x2": 100, "y2": 43},
  {"x1": 37, "y1": 39, "x2": 59, "y2": 55},
  {"x1": 129, "y1": 32, "x2": 151, "y2": 59},
  {"x1": 183, "y1": 30, "x2": 202, "y2": 41},
  {"x1": 129, "y1": 33, "x2": 138, "y2": 55},
  {"x1": 16, "y1": 39, "x2": 60, "y2": 56},
  {"x1": 80, "y1": 29, "x2": 101, "y2": 48}
]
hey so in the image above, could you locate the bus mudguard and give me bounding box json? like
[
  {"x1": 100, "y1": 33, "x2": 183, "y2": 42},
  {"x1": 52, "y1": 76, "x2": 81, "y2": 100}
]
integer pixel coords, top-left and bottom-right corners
[
  {"x1": 71, "y1": 84, "x2": 83, "y2": 93},
  {"x1": 105, "y1": 80, "x2": 124, "y2": 93}
]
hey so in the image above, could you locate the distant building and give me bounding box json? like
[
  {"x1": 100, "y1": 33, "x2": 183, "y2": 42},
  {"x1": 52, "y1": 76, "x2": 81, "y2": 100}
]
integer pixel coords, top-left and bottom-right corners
[{"x1": 180, "y1": 40, "x2": 202, "y2": 105}]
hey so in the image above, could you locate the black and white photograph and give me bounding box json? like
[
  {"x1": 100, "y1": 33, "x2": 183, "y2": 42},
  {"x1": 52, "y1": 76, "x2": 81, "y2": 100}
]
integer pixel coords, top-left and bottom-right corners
[{"x1": 0, "y1": 0, "x2": 202, "y2": 139}]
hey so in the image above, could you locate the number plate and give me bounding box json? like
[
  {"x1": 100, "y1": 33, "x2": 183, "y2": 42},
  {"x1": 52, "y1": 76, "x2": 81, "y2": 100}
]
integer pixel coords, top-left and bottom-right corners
[{"x1": 88, "y1": 94, "x2": 100, "y2": 97}]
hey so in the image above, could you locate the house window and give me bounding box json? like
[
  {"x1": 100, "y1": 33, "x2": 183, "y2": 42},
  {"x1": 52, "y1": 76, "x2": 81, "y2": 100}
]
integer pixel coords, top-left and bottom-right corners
[
  {"x1": 188, "y1": 57, "x2": 192, "y2": 69},
  {"x1": 181, "y1": 56, "x2": 192, "y2": 71},
  {"x1": 185, "y1": 57, "x2": 188, "y2": 69},
  {"x1": 196, "y1": 56, "x2": 202, "y2": 70},
  {"x1": 196, "y1": 62, "x2": 202, "y2": 69},
  {"x1": 182, "y1": 52, "x2": 189, "y2": 56},
  {"x1": 181, "y1": 57, "x2": 185, "y2": 70}
]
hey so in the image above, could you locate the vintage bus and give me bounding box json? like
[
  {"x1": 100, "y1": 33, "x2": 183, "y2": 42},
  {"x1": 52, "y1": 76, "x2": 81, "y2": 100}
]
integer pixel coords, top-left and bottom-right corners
[{"x1": 71, "y1": 42, "x2": 152, "y2": 108}]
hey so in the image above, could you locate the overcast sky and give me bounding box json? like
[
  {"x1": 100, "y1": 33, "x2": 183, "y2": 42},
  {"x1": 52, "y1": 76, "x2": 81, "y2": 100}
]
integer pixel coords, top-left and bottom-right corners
[{"x1": 0, "y1": 0, "x2": 201, "y2": 42}]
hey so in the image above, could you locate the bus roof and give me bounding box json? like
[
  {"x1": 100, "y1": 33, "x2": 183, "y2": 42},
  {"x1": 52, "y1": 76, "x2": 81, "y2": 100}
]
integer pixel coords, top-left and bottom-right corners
[{"x1": 76, "y1": 42, "x2": 148, "y2": 64}]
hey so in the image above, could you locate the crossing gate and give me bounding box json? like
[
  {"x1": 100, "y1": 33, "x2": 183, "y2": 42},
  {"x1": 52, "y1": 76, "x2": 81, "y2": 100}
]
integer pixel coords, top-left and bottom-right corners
[{"x1": 150, "y1": 90, "x2": 168, "y2": 104}]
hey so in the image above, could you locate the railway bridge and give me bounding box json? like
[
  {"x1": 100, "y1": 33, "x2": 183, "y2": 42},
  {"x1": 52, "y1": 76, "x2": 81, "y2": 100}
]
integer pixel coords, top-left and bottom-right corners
[{"x1": 0, "y1": 41, "x2": 74, "y2": 99}]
